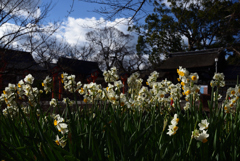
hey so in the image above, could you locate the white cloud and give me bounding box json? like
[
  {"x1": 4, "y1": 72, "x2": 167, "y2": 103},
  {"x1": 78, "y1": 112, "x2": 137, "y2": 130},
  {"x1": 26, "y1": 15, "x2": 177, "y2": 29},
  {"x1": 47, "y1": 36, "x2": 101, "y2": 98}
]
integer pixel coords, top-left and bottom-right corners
[
  {"x1": 56, "y1": 17, "x2": 138, "y2": 46},
  {"x1": 2, "y1": 0, "x2": 41, "y2": 19}
]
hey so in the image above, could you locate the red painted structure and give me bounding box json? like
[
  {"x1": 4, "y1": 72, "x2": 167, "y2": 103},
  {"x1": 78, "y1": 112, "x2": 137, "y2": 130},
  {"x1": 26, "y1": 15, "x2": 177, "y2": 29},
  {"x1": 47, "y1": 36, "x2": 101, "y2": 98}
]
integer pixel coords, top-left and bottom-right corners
[
  {"x1": 91, "y1": 70, "x2": 99, "y2": 83},
  {"x1": 120, "y1": 74, "x2": 128, "y2": 94}
]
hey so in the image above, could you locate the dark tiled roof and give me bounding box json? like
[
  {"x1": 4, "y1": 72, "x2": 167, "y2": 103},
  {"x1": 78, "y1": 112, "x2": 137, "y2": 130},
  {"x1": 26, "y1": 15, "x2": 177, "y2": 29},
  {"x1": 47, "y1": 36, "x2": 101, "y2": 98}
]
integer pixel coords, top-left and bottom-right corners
[
  {"x1": 159, "y1": 48, "x2": 224, "y2": 70},
  {"x1": 0, "y1": 48, "x2": 46, "y2": 71},
  {"x1": 57, "y1": 57, "x2": 102, "y2": 75}
]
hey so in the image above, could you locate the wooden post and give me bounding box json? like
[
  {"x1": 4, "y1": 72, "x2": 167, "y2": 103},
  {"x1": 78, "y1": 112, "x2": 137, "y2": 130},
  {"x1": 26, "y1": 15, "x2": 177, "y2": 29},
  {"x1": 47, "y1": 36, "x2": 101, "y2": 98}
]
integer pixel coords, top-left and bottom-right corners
[
  {"x1": 121, "y1": 74, "x2": 128, "y2": 94},
  {"x1": 58, "y1": 76, "x2": 62, "y2": 100},
  {"x1": 52, "y1": 73, "x2": 57, "y2": 98}
]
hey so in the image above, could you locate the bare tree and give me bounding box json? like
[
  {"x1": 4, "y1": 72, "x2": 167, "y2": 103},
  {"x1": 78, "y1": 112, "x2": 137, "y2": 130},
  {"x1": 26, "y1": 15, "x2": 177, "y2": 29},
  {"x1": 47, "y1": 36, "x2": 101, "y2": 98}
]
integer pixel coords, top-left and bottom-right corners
[
  {"x1": 77, "y1": 0, "x2": 153, "y2": 23},
  {"x1": 0, "y1": 0, "x2": 58, "y2": 49},
  {"x1": 64, "y1": 43, "x2": 95, "y2": 60},
  {"x1": 85, "y1": 26, "x2": 149, "y2": 73}
]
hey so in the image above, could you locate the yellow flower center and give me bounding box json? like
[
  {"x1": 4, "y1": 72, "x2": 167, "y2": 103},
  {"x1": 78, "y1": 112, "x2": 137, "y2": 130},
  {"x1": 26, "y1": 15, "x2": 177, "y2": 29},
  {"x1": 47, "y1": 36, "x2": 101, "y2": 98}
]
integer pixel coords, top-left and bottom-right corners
[
  {"x1": 176, "y1": 118, "x2": 179, "y2": 123},
  {"x1": 42, "y1": 83, "x2": 44, "y2": 87},
  {"x1": 177, "y1": 78, "x2": 180, "y2": 82},
  {"x1": 106, "y1": 87, "x2": 109, "y2": 91},
  {"x1": 231, "y1": 90, "x2": 235, "y2": 95},
  {"x1": 179, "y1": 71, "x2": 184, "y2": 77},
  {"x1": 160, "y1": 94, "x2": 164, "y2": 98},
  {"x1": 181, "y1": 82, "x2": 185, "y2": 86},
  {"x1": 202, "y1": 139, "x2": 208, "y2": 143},
  {"x1": 55, "y1": 140, "x2": 60, "y2": 145},
  {"x1": 185, "y1": 90, "x2": 191, "y2": 95},
  {"x1": 3, "y1": 90, "x2": 6, "y2": 94},
  {"x1": 54, "y1": 120, "x2": 58, "y2": 126},
  {"x1": 18, "y1": 84, "x2": 21, "y2": 88},
  {"x1": 120, "y1": 102, "x2": 125, "y2": 106},
  {"x1": 173, "y1": 126, "x2": 178, "y2": 131},
  {"x1": 146, "y1": 82, "x2": 149, "y2": 85},
  {"x1": 61, "y1": 74, "x2": 64, "y2": 78},
  {"x1": 83, "y1": 98, "x2": 88, "y2": 103},
  {"x1": 191, "y1": 76, "x2": 197, "y2": 81}
]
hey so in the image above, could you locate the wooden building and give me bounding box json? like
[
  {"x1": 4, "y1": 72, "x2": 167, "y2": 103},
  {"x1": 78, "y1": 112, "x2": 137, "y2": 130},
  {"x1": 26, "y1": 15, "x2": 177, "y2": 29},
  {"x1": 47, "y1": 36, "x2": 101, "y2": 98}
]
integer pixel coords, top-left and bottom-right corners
[
  {"x1": 0, "y1": 49, "x2": 104, "y2": 101},
  {"x1": 0, "y1": 48, "x2": 47, "y2": 90},
  {"x1": 158, "y1": 48, "x2": 227, "y2": 90},
  {"x1": 50, "y1": 57, "x2": 103, "y2": 100}
]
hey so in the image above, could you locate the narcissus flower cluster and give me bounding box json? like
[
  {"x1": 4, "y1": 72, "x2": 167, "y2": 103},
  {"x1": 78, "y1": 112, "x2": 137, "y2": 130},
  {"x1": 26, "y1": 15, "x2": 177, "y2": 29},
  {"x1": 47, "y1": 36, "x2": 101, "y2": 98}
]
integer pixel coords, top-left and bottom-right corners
[
  {"x1": 1, "y1": 74, "x2": 40, "y2": 117},
  {"x1": 52, "y1": 114, "x2": 69, "y2": 148},
  {"x1": 192, "y1": 119, "x2": 209, "y2": 143},
  {"x1": 42, "y1": 75, "x2": 52, "y2": 94},
  {"x1": 61, "y1": 73, "x2": 82, "y2": 93},
  {"x1": 167, "y1": 114, "x2": 179, "y2": 136},
  {"x1": 177, "y1": 66, "x2": 200, "y2": 102}
]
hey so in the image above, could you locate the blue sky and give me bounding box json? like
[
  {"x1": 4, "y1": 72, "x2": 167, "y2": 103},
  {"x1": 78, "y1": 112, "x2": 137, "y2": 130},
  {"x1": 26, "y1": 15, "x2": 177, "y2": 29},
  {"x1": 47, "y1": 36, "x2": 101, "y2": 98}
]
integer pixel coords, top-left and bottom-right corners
[
  {"x1": 44, "y1": 1, "x2": 105, "y2": 21},
  {"x1": 37, "y1": 0, "x2": 155, "y2": 47},
  {"x1": 43, "y1": 0, "x2": 154, "y2": 23}
]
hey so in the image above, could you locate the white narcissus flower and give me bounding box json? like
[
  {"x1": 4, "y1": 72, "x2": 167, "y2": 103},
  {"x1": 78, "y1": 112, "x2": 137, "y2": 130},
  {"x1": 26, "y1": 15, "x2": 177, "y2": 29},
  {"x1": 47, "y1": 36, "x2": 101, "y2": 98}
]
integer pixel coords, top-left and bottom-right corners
[
  {"x1": 177, "y1": 66, "x2": 189, "y2": 78},
  {"x1": 227, "y1": 87, "x2": 236, "y2": 97},
  {"x1": 195, "y1": 130, "x2": 209, "y2": 143},
  {"x1": 171, "y1": 114, "x2": 179, "y2": 125},
  {"x1": 55, "y1": 135, "x2": 67, "y2": 148},
  {"x1": 50, "y1": 98, "x2": 57, "y2": 107},
  {"x1": 183, "y1": 102, "x2": 190, "y2": 111},
  {"x1": 167, "y1": 124, "x2": 178, "y2": 136},
  {"x1": 189, "y1": 73, "x2": 199, "y2": 83},
  {"x1": 56, "y1": 122, "x2": 69, "y2": 135},
  {"x1": 198, "y1": 119, "x2": 209, "y2": 130},
  {"x1": 114, "y1": 80, "x2": 123, "y2": 89},
  {"x1": 213, "y1": 73, "x2": 224, "y2": 81},
  {"x1": 167, "y1": 114, "x2": 179, "y2": 136},
  {"x1": 191, "y1": 129, "x2": 200, "y2": 140},
  {"x1": 24, "y1": 74, "x2": 34, "y2": 84}
]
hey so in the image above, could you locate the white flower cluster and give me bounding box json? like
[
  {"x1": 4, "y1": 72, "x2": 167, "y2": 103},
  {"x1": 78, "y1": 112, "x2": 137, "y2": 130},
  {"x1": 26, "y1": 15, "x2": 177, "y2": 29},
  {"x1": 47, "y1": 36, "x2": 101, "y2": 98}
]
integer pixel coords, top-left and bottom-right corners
[
  {"x1": 167, "y1": 114, "x2": 179, "y2": 136},
  {"x1": 53, "y1": 114, "x2": 68, "y2": 148},
  {"x1": 192, "y1": 119, "x2": 209, "y2": 143},
  {"x1": 62, "y1": 97, "x2": 74, "y2": 106},
  {"x1": 80, "y1": 82, "x2": 103, "y2": 103},
  {"x1": 61, "y1": 73, "x2": 82, "y2": 93},
  {"x1": 42, "y1": 75, "x2": 52, "y2": 94},
  {"x1": 177, "y1": 66, "x2": 200, "y2": 102},
  {"x1": 210, "y1": 73, "x2": 225, "y2": 87},
  {"x1": 127, "y1": 72, "x2": 142, "y2": 97},
  {"x1": 103, "y1": 67, "x2": 119, "y2": 83},
  {"x1": 146, "y1": 71, "x2": 159, "y2": 87},
  {"x1": 223, "y1": 85, "x2": 240, "y2": 113},
  {"x1": 1, "y1": 74, "x2": 40, "y2": 117}
]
